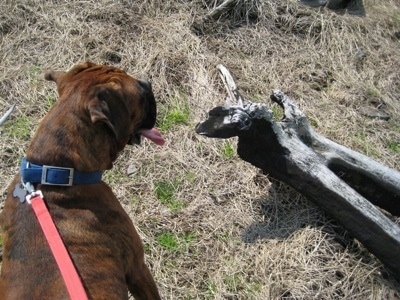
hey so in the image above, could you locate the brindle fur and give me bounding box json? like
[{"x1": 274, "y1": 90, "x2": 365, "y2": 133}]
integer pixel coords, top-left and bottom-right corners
[{"x1": 0, "y1": 62, "x2": 161, "y2": 299}]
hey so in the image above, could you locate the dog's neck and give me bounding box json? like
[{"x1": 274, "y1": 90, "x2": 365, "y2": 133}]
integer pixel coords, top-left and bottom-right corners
[{"x1": 25, "y1": 104, "x2": 117, "y2": 172}]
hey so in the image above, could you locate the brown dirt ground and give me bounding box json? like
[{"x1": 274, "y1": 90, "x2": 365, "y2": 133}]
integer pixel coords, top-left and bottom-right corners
[{"x1": 1, "y1": 0, "x2": 400, "y2": 299}]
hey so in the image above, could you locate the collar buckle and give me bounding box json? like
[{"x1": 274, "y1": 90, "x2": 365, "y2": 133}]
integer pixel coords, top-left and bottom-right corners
[{"x1": 41, "y1": 165, "x2": 74, "y2": 186}]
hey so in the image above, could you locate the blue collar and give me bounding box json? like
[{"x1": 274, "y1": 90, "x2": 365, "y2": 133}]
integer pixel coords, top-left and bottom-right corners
[{"x1": 20, "y1": 157, "x2": 103, "y2": 186}]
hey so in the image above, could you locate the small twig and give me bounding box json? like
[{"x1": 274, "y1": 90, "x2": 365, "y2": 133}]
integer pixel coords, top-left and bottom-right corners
[
  {"x1": 206, "y1": 0, "x2": 237, "y2": 20},
  {"x1": 0, "y1": 104, "x2": 16, "y2": 126}
]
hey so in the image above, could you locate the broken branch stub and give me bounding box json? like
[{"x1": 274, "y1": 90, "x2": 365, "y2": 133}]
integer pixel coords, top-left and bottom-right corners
[
  {"x1": 195, "y1": 65, "x2": 400, "y2": 281},
  {"x1": 217, "y1": 64, "x2": 244, "y2": 107}
]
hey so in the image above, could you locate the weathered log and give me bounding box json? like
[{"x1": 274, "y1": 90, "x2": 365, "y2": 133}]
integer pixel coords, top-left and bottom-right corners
[{"x1": 195, "y1": 65, "x2": 400, "y2": 280}]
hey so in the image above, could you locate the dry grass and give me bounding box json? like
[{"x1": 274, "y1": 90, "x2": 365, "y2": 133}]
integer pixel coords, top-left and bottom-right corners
[{"x1": 1, "y1": 0, "x2": 400, "y2": 299}]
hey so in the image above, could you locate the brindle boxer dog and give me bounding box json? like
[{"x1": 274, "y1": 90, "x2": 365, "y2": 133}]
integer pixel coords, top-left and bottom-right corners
[{"x1": 0, "y1": 62, "x2": 164, "y2": 299}]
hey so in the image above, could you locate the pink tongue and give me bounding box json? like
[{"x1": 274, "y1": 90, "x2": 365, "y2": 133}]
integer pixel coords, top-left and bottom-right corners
[{"x1": 140, "y1": 128, "x2": 165, "y2": 146}]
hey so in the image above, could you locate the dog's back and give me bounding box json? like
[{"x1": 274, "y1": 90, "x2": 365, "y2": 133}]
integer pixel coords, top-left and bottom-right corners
[{"x1": 1, "y1": 177, "x2": 152, "y2": 299}]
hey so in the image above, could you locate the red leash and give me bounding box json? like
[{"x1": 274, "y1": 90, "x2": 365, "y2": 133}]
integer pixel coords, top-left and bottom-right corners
[{"x1": 27, "y1": 191, "x2": 88, "y2": 300}]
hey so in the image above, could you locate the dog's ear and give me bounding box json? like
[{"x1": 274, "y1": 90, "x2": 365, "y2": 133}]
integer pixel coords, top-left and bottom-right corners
[
  {"x1": 45, "y1": 62, "x2": 97, "y2": 92},
  {"x1": 87, "y1": 82, "x2": 130, "y2": 141},
  {"x1": 45, "y1": 70, "x2": 68, "y2": 96},
  {"x1": 44, "y1": 70, "x2": 66, "y2": 84}
]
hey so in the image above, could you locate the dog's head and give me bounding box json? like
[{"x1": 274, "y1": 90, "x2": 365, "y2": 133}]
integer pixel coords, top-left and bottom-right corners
[{"x1": 45, "y1": 62, "x2": 165, "y2": 151}]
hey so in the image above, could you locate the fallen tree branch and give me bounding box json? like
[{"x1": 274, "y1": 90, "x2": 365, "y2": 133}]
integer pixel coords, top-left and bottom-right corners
[{"x1": 195, "y1": 65, "x2": 400, "y2": 281}]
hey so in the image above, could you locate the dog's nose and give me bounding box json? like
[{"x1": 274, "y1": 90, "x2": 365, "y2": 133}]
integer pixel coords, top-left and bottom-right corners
[{"x1": 138, "y1": 79, "x2": 152, "y2": 90}]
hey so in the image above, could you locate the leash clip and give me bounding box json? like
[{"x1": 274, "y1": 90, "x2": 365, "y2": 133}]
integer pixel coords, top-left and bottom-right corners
[
  {"x1": 26, "y1": 190, "x2": 43, "y2": 204},
  {"x1": 21, "y1": 181, "x2": 35, "y2": 194}
]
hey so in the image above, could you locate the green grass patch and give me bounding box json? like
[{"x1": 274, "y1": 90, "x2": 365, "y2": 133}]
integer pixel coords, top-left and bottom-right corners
[
  {"x1": 156, "y1": 231, "x2": 197, "y2": 252},
  {"x1": 5, "y1": 115, "x2": 31, "y2": 140},
  {"x1": 168, "y1": 199, "x2": 187, "y2": 212},
  {"x1": 186, "y1": 171, "x2": 196, "y2": 183},
  {"x1": 250, "y1": 94, "x2": 264, "y2": 103},
  {"x1": 143, "y1": 243, "x2": 151, "y2": 253},
  {"x1": 102, "y1": 168, "x2": 126, "y2": 185},
  {"x1": 220, "y1": 231, "x2": 233, "y2": 244},
  {"x1": 156, "y1": 232, "x2": 180, "y2": 251},
  {"x1": 27, "y1": 65, "x2": 41, "y2": 84},
  {"x1": 387, "y1": 141, "x2": 400, "y2": 153},
  {"x1": 154, "y1": 179, "x2": 186, "y2": 212},
  {"x1": 364, "y1": 87, "x2": 381, "y2": 102},
  {"x1": 391, "y1": 12, "x2": 400, "y2": 25},
  {"x1": 130, "y1": 195, "x2": 139, "y2": 207},
  {"x1": 224, "y1": 273, "x2": 241, "y2": 293},
  {"x1": 355, "y1": 131, "x2": 366, "y2": 140},
  {"x1": 249, "y1": 282, "x2": 262, "y2": 294},
  {"x1": 220, "y1": 141, "x2": 235, "y2": 160},
  {"x1": 222, "y1": 272, "x2": 261, "y2": 296},
  {"x1": 182, "y1": 231, "x2": 197, "y2": 245},
  {"x1": 205, "y1": 278, "x2": 218, "y2": 298},
  {"x1": 155, "y1": 180, "x2": 176, "y2": 203},
  {"x1": 45, "y1": 94, "x2": 56, "y2": 110},
  {"x1": 158, "y1": 95, "x2": 190, "y2": 131},
  {"x1": 271, "y1": 104, "x2": 284, "y2": 120},
  {"x1": 29, "y1": 65, "x2": 41, "y2": 74},
  {"x1": 355, "y1": 131, "x2": 378, "y2": 157},
  {"x1": 309, "y1": 118, "x2": 318, "y2": 128}
]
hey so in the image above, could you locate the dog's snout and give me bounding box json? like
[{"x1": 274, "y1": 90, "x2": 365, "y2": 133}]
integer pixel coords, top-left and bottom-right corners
[{"x1": 138, "y1": 79, "x2": 152, "y2": 90}]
